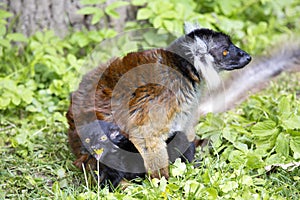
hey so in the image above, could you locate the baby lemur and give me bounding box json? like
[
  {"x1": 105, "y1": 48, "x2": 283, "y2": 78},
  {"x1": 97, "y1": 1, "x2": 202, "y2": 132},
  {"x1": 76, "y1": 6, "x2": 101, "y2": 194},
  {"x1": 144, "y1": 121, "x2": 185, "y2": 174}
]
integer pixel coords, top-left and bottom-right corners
[{"x1": 66, "y1": 23, "x2": 251, "y2": 189}]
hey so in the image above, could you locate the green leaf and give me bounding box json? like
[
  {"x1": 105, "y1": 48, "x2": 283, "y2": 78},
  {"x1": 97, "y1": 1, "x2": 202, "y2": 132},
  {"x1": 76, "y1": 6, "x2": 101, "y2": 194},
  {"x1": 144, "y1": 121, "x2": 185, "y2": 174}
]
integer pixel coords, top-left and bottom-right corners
[
  {"x1": 0, "y1": 10, "x2": 13, "y2": 19},
  {"x1": 204, "y1": 187, "x2": 218, "y2": 199},
  {"x1": 67, "y1": 54, "x2": 77, "y2": 66},
  {"x1": 26, "y1": 105, "x2": 38, "y2": 112},
  {"x1": 0, "y1": 95, "x2": 10, "y2": 109},
  {"x1": 105, "y1": 1, "x2": 129, "y2": 18},
  {"x1": 22, "y1": 93, "x2": 33, "y2": 104},
  {"x1": 233, "y1": 142, "x2": 248, "y2": 153},
  {"x1": 282, "y1": 114, "x2": 300, "y2": 129},
  {"x1": 218, "y1": 17, "x2": 244, "y2": 33},
  {"x1": 0, "y1": 26, "x2": 6, "y2": 36},
  {"x1": 153, "y1": 1, "x2": 174, "y2": 14},
  {"x1": 53, "y1": 112, "x2": 66, "y2": 122},
  {"x1": 18, "y1": 85, "x2": 34, "y2": 104},
  {"x1": 228, "y1": 150, "x2": 246, "y2": 168},
  {"x1": 218, "y1": 0, "x2": 240, "y2": 15},
  {"x1": 167, "y1": 183, "x2": 180, "y2": 192},
  {"x1": 247, "y1": 22, "x2": 268, "y2": 35},
  {"x1": 275, "y1": 133, "x2": 290, "y2": 157},
  {"x1": 278, "y1": 95, "x2": 291, "y2": 118},
  {"x1": 0, "y1": 38, "x2": 11, "y2": 48},
  {"x1": 246, "y1": 153, "x2": 264, "y2": 169},
  {"x1": 0, "y1": 79, "x2": 18, "y2": 91},
  {"x1": 220, "y1": 181, "x2": 239, "y2": 193},
  {"x1": 52, "y1": 181, "x2": 60, "y2": 193},
  {"x1": 160, "y1": 11, "x2": 179, "y2": 19},
  {"x1": 91, "y1": 10, "x2": 104, "y2": 24},
  {"x1": 163, "y1": 20, "x2": 174, "y2": 33},
  {"x1": 207, "y1": 113, "x2": 225, "y2": 129},
  {"x1": 71, "y1": 32, "x2": 90, "y2": 47},
  {"x1": 77, "y1": 7, "x2": 99, "y2": 15},
  {"x1": 87, "y1": 30, "x2": 103, "y2": 42},
  {"x1": 153, "y1": 16, "x2": 163, "y2": 28},
  {"x1": 137, "y1": 8, "x2": 153, "y2": 20},
  {"x1": 184, "y1": 180, "x2": 202, "y2": 196},
  {"x1": 105, "y1": 9, "x2": 119, "y2": 18},
  {"x1": 11, "y1": 93, "x2": 21, "y2": 106},
  {"x1": 171, "y1": 158, "x2": 186, "y2": 177},
  {"x1": 99, "y1": 28, "x2": 116, "y2": 38},
  {"x1": 290, "y1": 136, "x2": 300, "y2": 159},
  {"x1": 159, "y1": 176, "x2": 167, "y2": 192},
  {"x1": 13, "y1": 131, "x2": 29, "y2": 146},
  {"x1": 265, "y1": 154, "x2": 286, "y2": 165},
  {"x1": 7, "y1": 33, "x2": 28, "y2": 42},
  {"x1": 288, "y1": 130, "x2": 300, "y2": 137},
  {"x1": 222, "y1": 127, "x2": 237, "y2": 143},
  {"x1": 151, "y1": 178, "x2": 160, "y2": 187},
  {"x1": 241, "y1": 175, "x2": 253, "y2": 186},
  {"x1": 209, "y1": 131, "x2": 223, "y2": 149},
  {"x1": 45, "y1": 46, "x2": 57, "y2": 56},
  {"x1": 251, "y1": 120, "x2": 277, "y2": 138}
]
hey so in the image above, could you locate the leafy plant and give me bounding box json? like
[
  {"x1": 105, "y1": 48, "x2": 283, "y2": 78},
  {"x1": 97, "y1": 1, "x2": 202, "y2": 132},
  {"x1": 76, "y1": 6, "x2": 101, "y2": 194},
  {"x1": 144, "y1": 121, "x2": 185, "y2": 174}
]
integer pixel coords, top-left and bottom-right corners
[
  {"x1": 133, "y1": 0, "x2": 201, "y2": 34},
  {"x1": 197, "y1": 74, "x2": 300, "y2": 171},
  {"x1": 78, "y1": 0, "x2": 130, "y2": 24},
  {"x1": 0, "y1": 7, "x2": 116, "y2": 159},
  {"x1": 133, "y1": 0, "x2": 300, "y2": 54},
  {"x1": 0, "y1": 9, "x2": 28, "y2": 57}
]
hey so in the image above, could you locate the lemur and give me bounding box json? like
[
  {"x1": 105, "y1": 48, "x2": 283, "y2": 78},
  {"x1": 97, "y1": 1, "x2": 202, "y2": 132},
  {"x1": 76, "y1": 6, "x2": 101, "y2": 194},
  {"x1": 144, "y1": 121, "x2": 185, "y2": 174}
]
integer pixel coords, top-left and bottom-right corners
[{"x1": 66, "y1": 23, "x2": 252, "y2": 189}]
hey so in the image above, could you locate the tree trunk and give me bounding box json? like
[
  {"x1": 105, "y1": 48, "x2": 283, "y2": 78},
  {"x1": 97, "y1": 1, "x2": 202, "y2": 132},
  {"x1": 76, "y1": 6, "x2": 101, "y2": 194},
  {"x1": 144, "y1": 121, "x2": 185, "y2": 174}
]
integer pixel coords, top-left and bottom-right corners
[{"x1": 1, "y1": 0, "x2": 136, "y2": 37}]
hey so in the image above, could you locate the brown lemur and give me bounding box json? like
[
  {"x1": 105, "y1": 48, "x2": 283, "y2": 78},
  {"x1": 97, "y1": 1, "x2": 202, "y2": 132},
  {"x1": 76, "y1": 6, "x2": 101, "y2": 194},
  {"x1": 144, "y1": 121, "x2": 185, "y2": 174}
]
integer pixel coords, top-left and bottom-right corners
[{"x1": 66, "y1": 22, "x2": 252, "y2": 189}]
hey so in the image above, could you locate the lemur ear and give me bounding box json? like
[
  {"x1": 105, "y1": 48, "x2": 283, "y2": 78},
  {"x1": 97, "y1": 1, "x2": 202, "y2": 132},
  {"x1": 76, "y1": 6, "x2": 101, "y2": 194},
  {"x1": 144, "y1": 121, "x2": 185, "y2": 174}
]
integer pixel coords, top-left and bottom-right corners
[{"x1": 184, "y1": 22, "x2": 201, "y2": 34}]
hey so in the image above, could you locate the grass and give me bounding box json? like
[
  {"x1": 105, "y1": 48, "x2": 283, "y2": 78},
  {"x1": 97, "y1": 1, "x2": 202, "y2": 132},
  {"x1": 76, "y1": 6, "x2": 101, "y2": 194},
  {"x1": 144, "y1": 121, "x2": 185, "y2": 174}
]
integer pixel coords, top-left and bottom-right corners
[{"x1": 1, "y1": 72, "x2": 300, "y2": 199}]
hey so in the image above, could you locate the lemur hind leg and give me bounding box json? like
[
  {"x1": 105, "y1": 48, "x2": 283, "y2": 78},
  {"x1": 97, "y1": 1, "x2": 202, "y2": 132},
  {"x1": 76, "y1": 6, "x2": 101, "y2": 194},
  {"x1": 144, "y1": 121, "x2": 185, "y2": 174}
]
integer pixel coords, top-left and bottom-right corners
[{"x1": 130, "y1": 133, "x2": 169, "y2": 179}]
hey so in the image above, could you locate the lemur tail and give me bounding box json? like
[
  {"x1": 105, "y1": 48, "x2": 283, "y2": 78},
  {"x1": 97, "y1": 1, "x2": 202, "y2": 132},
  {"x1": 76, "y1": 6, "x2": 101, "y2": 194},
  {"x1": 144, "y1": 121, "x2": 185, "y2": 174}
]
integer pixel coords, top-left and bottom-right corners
[{"x1": 198, "y1": 40, "x2": 300, "y2": 116}]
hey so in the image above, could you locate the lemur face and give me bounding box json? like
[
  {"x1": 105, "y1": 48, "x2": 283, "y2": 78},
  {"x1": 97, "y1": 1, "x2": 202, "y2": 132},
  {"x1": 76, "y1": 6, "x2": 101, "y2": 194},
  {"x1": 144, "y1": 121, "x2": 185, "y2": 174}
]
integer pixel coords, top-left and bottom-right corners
[
  {"x1": 209, "y1": 33, "x2": 252, "y2": 71},
  {"x1": 186, "y1": 29, "x2": 252, "y2": 71}
]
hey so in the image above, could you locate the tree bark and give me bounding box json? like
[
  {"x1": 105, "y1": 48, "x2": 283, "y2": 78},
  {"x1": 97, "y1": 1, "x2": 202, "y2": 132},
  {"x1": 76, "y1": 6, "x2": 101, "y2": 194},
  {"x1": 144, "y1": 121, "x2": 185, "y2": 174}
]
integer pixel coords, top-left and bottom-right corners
[{"x1": 1, "y1": 0, "x2": 136, "y2": 37}]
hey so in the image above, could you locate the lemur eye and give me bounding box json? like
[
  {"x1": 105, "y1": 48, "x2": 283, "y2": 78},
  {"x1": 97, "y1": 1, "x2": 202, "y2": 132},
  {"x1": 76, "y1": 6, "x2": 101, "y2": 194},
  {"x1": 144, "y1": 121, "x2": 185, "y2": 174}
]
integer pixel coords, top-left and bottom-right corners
[
  {"x1": 100, "y1": 135, "x2": 107, "y2": 141},
  {"x1": 223, "y1": 50, "x2": 229, "y2": 56}
]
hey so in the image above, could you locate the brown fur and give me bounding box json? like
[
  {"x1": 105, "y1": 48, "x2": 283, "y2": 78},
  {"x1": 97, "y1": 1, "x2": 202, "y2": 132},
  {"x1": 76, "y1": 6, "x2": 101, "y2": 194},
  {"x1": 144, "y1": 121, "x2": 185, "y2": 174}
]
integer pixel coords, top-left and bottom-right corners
[{"x1": 67, "y1": 49, "x2": 198, "y2": 178}]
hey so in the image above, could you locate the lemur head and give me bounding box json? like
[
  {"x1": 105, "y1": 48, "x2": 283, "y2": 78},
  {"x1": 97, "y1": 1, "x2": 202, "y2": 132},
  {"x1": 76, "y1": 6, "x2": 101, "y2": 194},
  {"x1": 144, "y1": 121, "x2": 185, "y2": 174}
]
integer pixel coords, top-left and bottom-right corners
[
  {"x1": 185, "y1": 28, "x2": 251, "y2": 71},
  {"x1": 167, "y1": 23, "x2": 251, "y2": 89}
]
